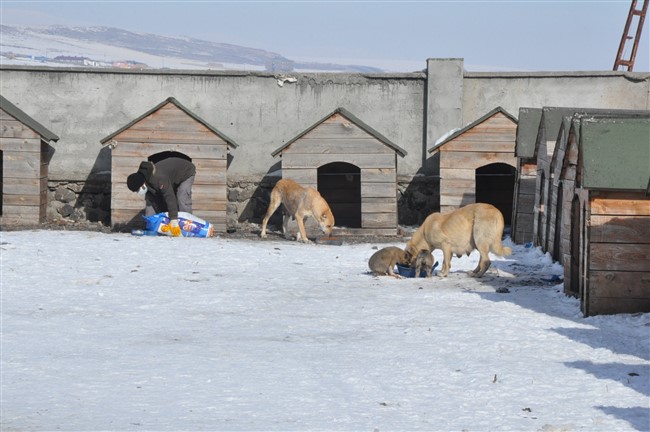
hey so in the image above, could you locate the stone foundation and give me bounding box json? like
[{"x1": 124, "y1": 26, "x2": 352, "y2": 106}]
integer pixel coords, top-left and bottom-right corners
[
  {"x1": 48, "y1": 175, "x2": 112, "y2": 226},
  {"x1": 42, "y1": 174, "x2": 440, "y2": 232}
]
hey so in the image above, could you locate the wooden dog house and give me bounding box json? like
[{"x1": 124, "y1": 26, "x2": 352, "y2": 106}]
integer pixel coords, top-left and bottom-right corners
[
  {"x1": 271, "y1": 107, "x2": 407, "y2": 236},
  {"x1": 0, "y1": 95, "x2": 59, "y2": 225},
  {"x1": 532, "y1": 107, "x2": 592, "y2": 251},
  {"x1": 429, "y1": 107, "x2": 517, "y2": 224},
  {"x1": 564, "y1": 116, "x2": 650, "y2": 316},
  {"x1": 547, "y1": 108, "x2": 644, "y2": 261},
  {"x1": 100, "y1": 97, "x2": 238, "y2": 232},
  {"x1": 511, "y1": 107, "x2": 542, "y2": 244}
]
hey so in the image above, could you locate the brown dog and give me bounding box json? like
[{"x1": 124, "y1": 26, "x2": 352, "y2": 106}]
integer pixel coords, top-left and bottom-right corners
[
  {"x1": 413, "y1": 250, "x2": 435, "y2": 278},
  {"x1": 260, "y1": 179, "x2": 335, "y2": 243},
  {"x1": 405, "y1": 203, "x2": 512, "y2": 278},
  {"x1": 368, "y1": 246, "x2": 409, "y2": 278}
]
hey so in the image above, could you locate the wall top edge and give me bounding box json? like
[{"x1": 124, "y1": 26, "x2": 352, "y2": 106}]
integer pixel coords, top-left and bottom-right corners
[
  {"x1": 464, "y1": 70, "x2": 650, "y2": 79},
  {"x1": 0, "y1": 64, "x2": 425, "y2": 79},
  {"x1": 3, "y1": 65, "x2": 646, "y2": 80}
]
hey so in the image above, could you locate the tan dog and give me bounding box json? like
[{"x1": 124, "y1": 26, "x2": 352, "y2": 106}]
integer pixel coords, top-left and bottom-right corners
[
  {"x1": 413, "y1": 250, "x2": 435, "y2": 278},
  {"x1": 405, "y1": 203, "x2": 512, "y2": 278},
  {"x1": 260, "y1": 179, "x2": 335, "y2": 243},
  {"x1": 368, "y1": 246, "x2": 409, "y2": 278}
]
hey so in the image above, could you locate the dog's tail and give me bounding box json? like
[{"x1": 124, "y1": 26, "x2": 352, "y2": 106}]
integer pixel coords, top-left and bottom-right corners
[{"x1": 492, "y1": 244, "x2": 512, "y2": 257}]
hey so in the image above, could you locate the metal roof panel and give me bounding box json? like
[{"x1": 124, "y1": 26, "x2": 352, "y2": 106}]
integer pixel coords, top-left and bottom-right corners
[
  {"x1": 580, "y1": 117, "x2": 650, "y2": 191},
  {"x1": 515, "y1": 107, "x2": 542, "y2": 158}
]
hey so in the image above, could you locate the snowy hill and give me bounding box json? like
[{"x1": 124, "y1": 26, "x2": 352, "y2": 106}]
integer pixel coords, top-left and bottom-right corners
[{"x1": 0, "y1": 24, "x2": 385, "y2": 73}]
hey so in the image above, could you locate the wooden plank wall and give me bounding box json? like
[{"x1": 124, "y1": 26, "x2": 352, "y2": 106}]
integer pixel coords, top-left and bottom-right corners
[
  {"x1": 546, "y1": 136, "x2": 571, "y2": 260},
  {"x1": 109, "y1": 103, "x2": 229, "y2": 231},
  {"x1": 512, "y1": 160, "x2": 536, "y2": 243},
  {"x1": 533, "y1": 136, "x2": 560, "y2": 250},
  {"x1": 281, "y1": 113, "x2": 398, "y2": 236},
  {"x1": 0, "y1": 108, "x2": 48, "y2": 225},
  {"x1": 558, "y1": 137, "x2": 581, "y2": 297},
  {"x1": 440, "y1": 112, "x2": 517, "y2": 214},
  {"x1": 585, "y1": 191, "x2": 650, "y2": 316}
]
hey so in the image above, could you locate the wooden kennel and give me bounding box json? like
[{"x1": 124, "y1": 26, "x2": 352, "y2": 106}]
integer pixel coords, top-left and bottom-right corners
[
  {"x1": 511, "y1": 107, "x2": 542, "y2": 244},
  {"x1": 100, "y1": 97, "x2": 238, "y2": 232},
  {"x1": 532, "y1": 107, "x2": 592, "y2": 250},
  {"x1": 429, "y1": 106, "x2": 517, "y2": 224},
  {"x1": 272, "y1": 107, "x2": 407, "y2": 236},
  {"x1": 0, "y1": 95, "x2": 59, "y2": 225},
  {"x1": 561, "y1": 115, "x2": 650, "y2": 316}
]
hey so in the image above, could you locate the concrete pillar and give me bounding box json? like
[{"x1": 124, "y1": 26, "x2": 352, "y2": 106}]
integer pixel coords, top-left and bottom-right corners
[{"x1": 426, "y1": 58, "x2": 464, "y2": 153}]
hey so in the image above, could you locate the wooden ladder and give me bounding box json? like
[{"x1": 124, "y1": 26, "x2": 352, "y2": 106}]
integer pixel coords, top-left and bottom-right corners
[{"x1": 613, "y1": 0, "x2": 648, "y2": 71}]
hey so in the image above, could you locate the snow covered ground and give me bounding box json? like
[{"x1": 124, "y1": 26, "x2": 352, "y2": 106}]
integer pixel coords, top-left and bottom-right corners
[{"x1": 1, "y1": 230, "x2": 648, "y2": 431}]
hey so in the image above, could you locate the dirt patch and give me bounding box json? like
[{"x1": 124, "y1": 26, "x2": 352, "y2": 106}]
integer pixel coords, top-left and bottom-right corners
[{"x1": 1, "y1": 220, "x2": 412, "y2": 245}]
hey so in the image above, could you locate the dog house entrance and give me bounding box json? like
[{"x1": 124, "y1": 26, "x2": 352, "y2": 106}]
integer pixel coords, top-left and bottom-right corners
[
  {"x1": 475, "y1": 163, "x2": 516, "y2": 225},
  {"x1": 147, "y1": 151, "x2": 192, "y2": 164},
  {"x1": 318, "y1": 162, "x2": 361, "y2": 228}
]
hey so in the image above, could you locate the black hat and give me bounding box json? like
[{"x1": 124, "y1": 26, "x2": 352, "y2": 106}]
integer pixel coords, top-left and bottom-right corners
[{"x1": 127, "y1": 172, "x2": 146, "y2": 192}]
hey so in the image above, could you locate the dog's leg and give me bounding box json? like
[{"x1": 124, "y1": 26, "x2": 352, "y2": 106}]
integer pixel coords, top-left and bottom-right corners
[
  {"x1": 471, "y1": 244, "x2": 491, "y2": 278},
  {"x1": 261, "y1": 190, "x2": 282, "y2": 238},
  {"x1": 387, "y1": 264, "x2": 403, "y2": 279},
  {"x1": 282, "y1": 213, "x2": 292, "y2": 239},
  {"x1": 414, "y1": 261, "x2": 422, "y2": 278},
  {"x1": 470, "y1": 260, "x2": 482, "y2": 276},
  {"x1": 296, "y1": 215, "x2": 311, "y2": 243},
  {"x1": 440, "y1": 246, "x2": 452, "y2": 277}
]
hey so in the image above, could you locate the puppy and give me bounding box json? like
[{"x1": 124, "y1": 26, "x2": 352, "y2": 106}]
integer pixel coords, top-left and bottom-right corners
[
  {"x1": 413, "y1": 249, "x2": 434, "y2": 278},
  {"x1": 368, "y1": 246, "x2": 408, "y2": 278}
]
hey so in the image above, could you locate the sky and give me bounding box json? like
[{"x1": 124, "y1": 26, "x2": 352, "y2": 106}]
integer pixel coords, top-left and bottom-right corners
[
  {"x1": 1, "y1": 229, "x2": 649, "y2": 430},
  {"x1": 1, "y1": 0, "x2": 649, "y2": 72}
]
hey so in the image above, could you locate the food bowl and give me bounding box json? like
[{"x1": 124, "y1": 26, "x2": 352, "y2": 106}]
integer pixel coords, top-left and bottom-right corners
[
  {"x1": 396, "y1": 261, "x2": 439, "y2": 278},
  {"x1": 315, "y1": 236, "x2": 343, "y2": 246},
  {"x1": 131, "y1": 229, "x2": 158, "y2": 236}
]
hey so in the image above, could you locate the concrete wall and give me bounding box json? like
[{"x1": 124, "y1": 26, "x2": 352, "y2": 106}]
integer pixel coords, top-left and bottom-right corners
[
  {"x1": 1, "y1": 61, "x2": 648, "y2": 228},
  {"x1": 1, "y1": 62, "x2": 648, "y2": 182},
  {"x1": 0, "y1": 67, "x2": 427, "y2": 181},
  {"x1": 462, "y1": 71, "x2": 650, "y2": 123}
]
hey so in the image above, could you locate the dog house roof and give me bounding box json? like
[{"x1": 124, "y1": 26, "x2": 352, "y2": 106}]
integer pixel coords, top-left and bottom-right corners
[
  {"x1": 515, "y1": 107, "x2": 542, "y2": 158},
  {"x1": 532, "y1": 106, "x2": 610, "y2": 159},
  {"x1": 428, "y1": 106, "x2": 517, "y2": 154},
  {"x1": 0, "y1": 95, "x2": 59, "y2": 142},
  {"x1": 555, "y1": 109, "x2": 649, "y2": 168},
  {"x1": 579, "y1": 116, "x2": 650, "y2": 191},
  {"x1": 271, "y1": 107, "x2": 407, "y2": 157},
  {"x1": 100, "y1": 97, "x2": 239, "y2": 148}
]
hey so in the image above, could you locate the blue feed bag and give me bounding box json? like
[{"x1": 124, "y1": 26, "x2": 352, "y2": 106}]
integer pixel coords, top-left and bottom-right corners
[{"x1": 142, "y1": 212, "x2": 214, "y2": 238}]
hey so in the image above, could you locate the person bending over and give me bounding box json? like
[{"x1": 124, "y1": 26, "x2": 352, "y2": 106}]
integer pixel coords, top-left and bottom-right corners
[{"x1": 127, "y1": 157, "x2": 196, "y2": 237}]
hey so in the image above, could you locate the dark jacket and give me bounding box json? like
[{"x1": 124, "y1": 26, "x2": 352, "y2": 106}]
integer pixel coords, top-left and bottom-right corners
[{"x1": 137, "y1": 157, "x2": 196, "y2": 219}]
